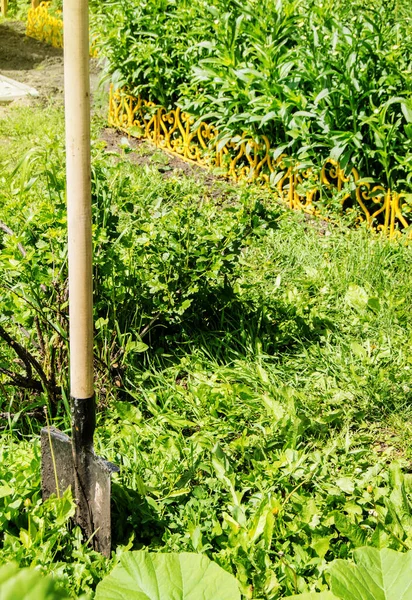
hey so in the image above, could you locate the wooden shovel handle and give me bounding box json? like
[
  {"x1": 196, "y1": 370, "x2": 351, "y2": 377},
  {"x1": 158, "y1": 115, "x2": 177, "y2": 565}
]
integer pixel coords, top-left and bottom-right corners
[{"x1": 64, "y1": 0, "x2": 94, "y2": 400}]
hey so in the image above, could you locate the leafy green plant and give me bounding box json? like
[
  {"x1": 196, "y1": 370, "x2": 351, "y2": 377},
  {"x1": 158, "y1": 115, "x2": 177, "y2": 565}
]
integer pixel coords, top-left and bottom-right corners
[
  {"x1": 0, "y1": 562, "x2": 69, "y2": 599},
  {"x1": 3, "y1": 97, "x2": 412, "y2": 600},
  {"x1": 92, "y1": 159, "x2": 252, "y2": 329},
  {"x1": 92, "y1": 0, "x2": 412, "y2": 204},
  {"x1": 290, "y1": 594, "x2": 336, "y2": 600},
  {"x1": 290, "y1": 547, "x2": 412, "y2": 599},
  {"x1": 90, "y1": 157, "x2": 269, "y2": 357},
  {"x1": 0, "y1": 434, "x2": 111, "y2": 598},
  {"x1": 95, "y1": 551, "x2": 241, "y2": 599},
  {"x1": 0, "y1": 133, "x2": 69, "y2": 414}
]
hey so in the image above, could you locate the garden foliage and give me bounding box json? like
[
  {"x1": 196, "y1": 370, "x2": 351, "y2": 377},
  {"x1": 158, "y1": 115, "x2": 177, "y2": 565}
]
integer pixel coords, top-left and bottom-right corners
[
  {"x1": 92, "y1": 0, "x2": 412, "y2": 191},
  {"x1": 291, "y1": 547, "x2": 412, "y2": 599},
  {"x1": 2, "y1": 99, "x2": 412, "y2": 597},
  {"x1": 0, "y1": 562, "x2": 69, "y2": 599}
]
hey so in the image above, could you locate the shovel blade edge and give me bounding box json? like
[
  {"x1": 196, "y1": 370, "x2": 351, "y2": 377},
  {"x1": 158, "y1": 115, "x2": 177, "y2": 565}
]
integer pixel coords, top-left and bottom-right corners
[
  {"x1": 41, "y1": 427, "x2": 75, "y2": 499},
  {"x1": 87, "y1": 456, "x2": 117, "y2": 556}
]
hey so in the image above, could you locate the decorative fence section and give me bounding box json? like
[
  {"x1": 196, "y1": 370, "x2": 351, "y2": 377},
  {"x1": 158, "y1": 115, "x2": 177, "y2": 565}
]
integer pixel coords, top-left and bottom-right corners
[
  {"x1": 26, "y1": 3, "x2": 98, "y2": 55},
  {"x1": 109, "y1": 86, "x2": 411, "y2": 239},
  {"x1": 26, "y1": 2, "x2": 63, "y2": 48}
]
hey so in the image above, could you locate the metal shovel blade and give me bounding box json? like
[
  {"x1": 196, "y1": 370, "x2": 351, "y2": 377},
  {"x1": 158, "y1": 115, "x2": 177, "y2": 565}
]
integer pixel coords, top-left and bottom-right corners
[{"x1": 41, "y1": 426, "x2": 118, "y2": 557}]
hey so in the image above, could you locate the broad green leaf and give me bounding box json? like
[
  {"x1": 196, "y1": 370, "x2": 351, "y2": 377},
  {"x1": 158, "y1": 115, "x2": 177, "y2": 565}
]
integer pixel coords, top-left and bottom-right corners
[
  {"x1": 335, "y1": 478, "x2": 355, "y2": 494},
  {"x1": 314, "y1": 88, "x2": 330, "y2": 104},
  {"x1": 261, "y1": 394, "x2": 284, "y2": 421},
  {"x1": 367, "y1": 297, "x2": 380, "y2": 313},
  {"x1": 0, "y1": 484, "x2": 13, "y2": 498},
  {"x1": 260, "y1": 111, "x2": 278, "y2": 125},
  {"x1": 350, "y1": 341, "x2": 367, "y2": 359},
  {"x1": 94, "y1": 552, "x2": 241, "y2": 600},
  {"x1": 294, "y1": 111, "x2": 316, "y2": 118},
  {"x1": 330, "y1": 145, "x2": 345, "y2": 161},
  {"x1": 0, "y1": 563, "x2": 69, "y2": 600},
  {"x1": 288, "y1": 593, "x2": 338, "y2": 599},
  {"x1": 114, "y1": 401, "x2": 142, "y2": 424},
  {"x1": 345, "y1": 284, "x2": 368, "y2": 311},
  {"x1": 332, "y1": 512, "x2": 367, "y2": 547},
  {"x1": 330, "y1": 547, "x2": 412, "y2": 600},
  {"x1": 127, "y1": 340, "x2": 149, "y2": 353},
  {"x1": 371, "y1": 524, "x2": 391, "y2": 549},
  {"x1": 311, "y1": 535, "x2": 335, "y2": 559},
  {"x1": 400, "y1": 102, "x2": 412, "y2": 123}
]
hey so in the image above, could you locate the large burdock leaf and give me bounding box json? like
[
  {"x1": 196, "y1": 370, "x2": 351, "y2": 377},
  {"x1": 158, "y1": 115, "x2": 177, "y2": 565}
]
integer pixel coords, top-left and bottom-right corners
[
  {"x1": 330, "y1": 547, "x2": 412, "y2": 600},
  {"x1": 288, "y1": 592, "x2": 338, "y2": 599},
  {"x1": 95, "y1": 551, "x2": 241, "y2": 600},
  {"x1": 0, "y1": 563, "x2": 69, "y2": 599}
]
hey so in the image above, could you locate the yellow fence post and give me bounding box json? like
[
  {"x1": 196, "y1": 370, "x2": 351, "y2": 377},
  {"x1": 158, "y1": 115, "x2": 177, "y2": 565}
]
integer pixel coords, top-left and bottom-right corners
[
  {"x1": 31, "y1": 0, "x2": 40, "y2": 8},
  {"x1": 1, "y1": 0, "x2": 8, "y2": 17}
]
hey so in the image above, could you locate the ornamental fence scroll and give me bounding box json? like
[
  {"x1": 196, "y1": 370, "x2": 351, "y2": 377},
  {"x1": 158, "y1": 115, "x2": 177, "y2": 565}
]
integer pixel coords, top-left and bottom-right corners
[
  {"x1": 26, "y1": 2, "x2": 98, "y2": 54},
  {"x1": 109, "y1": 86, "x2": 412, "y2": 240},
  {"x1": 26, "y1": 2, "x2": 63, "y2": 48}
]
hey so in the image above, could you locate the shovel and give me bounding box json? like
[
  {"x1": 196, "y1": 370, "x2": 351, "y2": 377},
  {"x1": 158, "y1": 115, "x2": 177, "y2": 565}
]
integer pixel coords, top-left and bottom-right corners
[{"x1": 40, "y1": 0, "x2": 118, "y2": 557}]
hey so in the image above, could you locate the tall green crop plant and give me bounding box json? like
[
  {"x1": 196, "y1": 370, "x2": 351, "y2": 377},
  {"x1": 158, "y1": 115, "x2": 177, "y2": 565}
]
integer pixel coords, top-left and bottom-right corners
[
  {"x1": 294, "y1": 3, "x2": 412, "y2": 187},
  {"x1": 91, "y1": 0, "x2": 213, "y2": 107},
  {"x1": 91, "y1": 0, "x2": 412, "y2": 195},
  {"x1": 183, "y1": 0, "x2": 301, "y2": 143}
]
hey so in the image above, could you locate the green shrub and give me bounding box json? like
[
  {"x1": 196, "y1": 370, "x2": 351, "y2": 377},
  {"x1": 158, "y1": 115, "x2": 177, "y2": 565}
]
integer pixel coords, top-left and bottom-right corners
[
  {"x1": 291, "y1": 546, "x2": 412, "y2": 600},
  {"x1": 91, "y1": 159, "x2": 261, "y2": 337},
  {"x1": 0, "y1": 563, "x2": 69, "y2": 599}
]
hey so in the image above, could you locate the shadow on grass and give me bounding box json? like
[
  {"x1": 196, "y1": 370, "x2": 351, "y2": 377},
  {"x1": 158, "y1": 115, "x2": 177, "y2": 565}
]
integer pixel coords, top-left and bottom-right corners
[
  {"x1": 143, "y1": 287, "x2": 335, "y2": 362},
  {"x1": 111, "y1": 482, "x2": 167, "y2": 548}
]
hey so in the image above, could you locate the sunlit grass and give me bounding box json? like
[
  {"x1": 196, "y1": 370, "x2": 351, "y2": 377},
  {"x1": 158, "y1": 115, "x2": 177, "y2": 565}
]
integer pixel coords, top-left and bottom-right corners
[{"x1": 1, "y1": 83, "x2": 412, "y2": 597}]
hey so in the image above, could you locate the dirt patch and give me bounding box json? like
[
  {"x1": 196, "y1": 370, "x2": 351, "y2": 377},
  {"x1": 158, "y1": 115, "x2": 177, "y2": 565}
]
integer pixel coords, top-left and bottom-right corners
[
  {"x1": 0, "y1": 21, "x2": 230, "y2": 195},
  {"x1": 101, "y1": 127, "x2": 208, "y2": 176},
  {"x1": 0, "y1": 20, "x2": 100, "y2": 100},
  {"x1": 100, "y1": 127, "x2": 230, "y2": 194},
  {"x1": 0, "y1": 21, "x2": 64, "y2": 97}
]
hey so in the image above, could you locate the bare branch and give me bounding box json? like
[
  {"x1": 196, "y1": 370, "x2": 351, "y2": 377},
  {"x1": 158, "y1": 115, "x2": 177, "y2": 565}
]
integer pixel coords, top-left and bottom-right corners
[
  {"x1": 0, "y1": 324, "x2": 57, "y2": 401},
  {"x1": 0, "y1": 324, "x2": 33, "y2": 379}
]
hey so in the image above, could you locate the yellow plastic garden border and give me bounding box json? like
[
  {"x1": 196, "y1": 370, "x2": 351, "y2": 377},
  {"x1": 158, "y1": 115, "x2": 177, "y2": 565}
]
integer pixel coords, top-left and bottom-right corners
[
  {"x1": 108, "y1": 86, "x2": 411, "y2": 240},
  {"x1": 26, "y1": 1, "x2": 63, "y2": 48},
  {"x1": 26, "y1": 1, "x2": 98, "y2": 54},
  {"x1": 25, "y1": 4, "x2": 410, "y2": 239}
]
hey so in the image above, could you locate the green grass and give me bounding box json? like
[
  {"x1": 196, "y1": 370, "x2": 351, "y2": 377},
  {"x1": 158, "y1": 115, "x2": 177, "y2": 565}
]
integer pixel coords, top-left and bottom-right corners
[{"x1": 1, "y1": 97, "x2": 412, "y2": 598}]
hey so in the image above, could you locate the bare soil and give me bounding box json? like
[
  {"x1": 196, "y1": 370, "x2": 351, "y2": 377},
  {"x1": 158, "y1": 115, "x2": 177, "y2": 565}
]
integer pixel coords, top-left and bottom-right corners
[
  {"x1": 100, "y1": 127, "x2": 230, "y2": 190},
  {"x1": 0, "y1": 21, "x2": 64, "y2": 97},
  {"x1": 0, "y1": 20, "x2": 100, "y2": 99}
]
